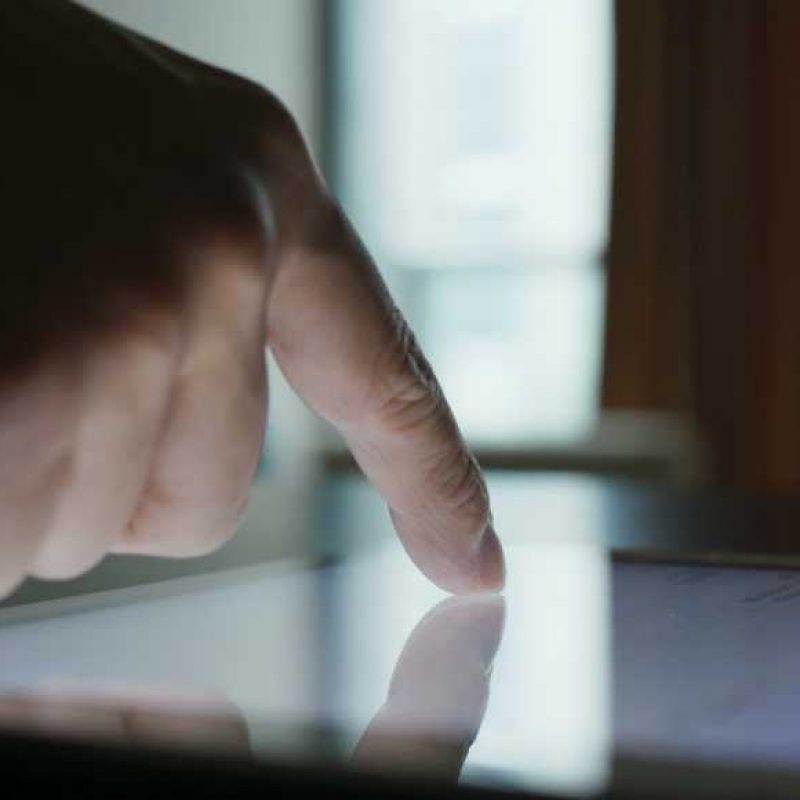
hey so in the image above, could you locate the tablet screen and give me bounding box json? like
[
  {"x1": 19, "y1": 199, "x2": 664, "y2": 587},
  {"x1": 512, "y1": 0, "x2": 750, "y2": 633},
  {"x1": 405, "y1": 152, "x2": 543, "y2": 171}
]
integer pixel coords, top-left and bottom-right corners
[
  {"x1": 614, "y1": 560, "x2": 800, "y2": 770},
  {"x1": 0, "y1": 545, "x2": 798, "y2": 797}
]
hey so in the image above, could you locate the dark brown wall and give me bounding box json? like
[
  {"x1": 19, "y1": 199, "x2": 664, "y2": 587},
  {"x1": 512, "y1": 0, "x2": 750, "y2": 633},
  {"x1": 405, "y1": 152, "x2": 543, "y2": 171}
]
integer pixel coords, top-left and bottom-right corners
[{"x1": 603, "y1": 0, "x2": 800, "y2": 493}]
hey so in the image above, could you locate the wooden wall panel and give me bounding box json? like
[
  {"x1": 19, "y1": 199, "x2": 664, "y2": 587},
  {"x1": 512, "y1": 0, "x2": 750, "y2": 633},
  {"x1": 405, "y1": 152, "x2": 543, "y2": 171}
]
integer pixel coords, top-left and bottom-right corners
[{"x1": 602, "y1": 0, "x2": 800, "y2": 493}]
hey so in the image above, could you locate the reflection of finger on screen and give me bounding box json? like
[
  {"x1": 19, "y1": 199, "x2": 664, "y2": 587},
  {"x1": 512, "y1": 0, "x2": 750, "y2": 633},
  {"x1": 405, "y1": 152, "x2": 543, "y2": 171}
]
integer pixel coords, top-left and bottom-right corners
[
  {"x1": 0, "y1": 685, "x2": 250, "y2": 754},
  {"x1": 352, "y1": 594, "x2": 505, "y2": 779}
]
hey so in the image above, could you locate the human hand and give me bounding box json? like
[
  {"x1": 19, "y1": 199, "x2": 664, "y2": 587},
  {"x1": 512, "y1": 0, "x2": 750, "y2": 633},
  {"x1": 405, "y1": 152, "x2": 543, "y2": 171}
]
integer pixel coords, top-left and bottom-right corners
[{"x1": 0, "y1": 0, "x2": 504, "y2": 596}]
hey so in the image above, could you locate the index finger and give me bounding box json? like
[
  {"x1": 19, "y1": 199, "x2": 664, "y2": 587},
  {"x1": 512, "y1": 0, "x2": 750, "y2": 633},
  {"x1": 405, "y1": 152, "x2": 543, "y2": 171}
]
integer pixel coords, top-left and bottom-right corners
[
  {"x1": 267, "y1": 202, "x2": 504, "y2": 594},
  {"x1": 69, "y1": 23, "x2": 502, "y2": 593}
]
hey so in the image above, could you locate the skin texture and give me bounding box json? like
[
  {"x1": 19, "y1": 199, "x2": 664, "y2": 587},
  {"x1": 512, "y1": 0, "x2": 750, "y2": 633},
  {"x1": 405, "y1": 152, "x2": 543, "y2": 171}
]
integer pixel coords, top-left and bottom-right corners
[{"x1": 0, "y1": 0, "x2": 504, "y2": 596}]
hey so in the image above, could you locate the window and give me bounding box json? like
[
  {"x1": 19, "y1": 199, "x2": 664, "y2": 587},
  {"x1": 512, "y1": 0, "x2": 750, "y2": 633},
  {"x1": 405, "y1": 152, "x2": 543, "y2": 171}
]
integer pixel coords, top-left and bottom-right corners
[{"x1": 330, "y1": 0, "x2": 613, "y2": 446}]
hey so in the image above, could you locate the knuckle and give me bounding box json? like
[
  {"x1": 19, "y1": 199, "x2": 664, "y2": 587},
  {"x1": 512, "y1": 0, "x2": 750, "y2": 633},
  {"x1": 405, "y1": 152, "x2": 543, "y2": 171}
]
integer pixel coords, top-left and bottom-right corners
[
  {"x1": 370, "y1": 314, "x2": 446, "y2": 435},
  {"x1": 224, "y1": 84, "x2": 327, "y2": 247},
  {"x1": 427, "y1": 447, "x2": 490, "y2": 530},
  {"x1": 123, "y1": 485, "x2": 248, "y2": 558},
  {"x1": 367, "y1": 314, "x2": 490, "y2": 532},
  {"x1": 205, "y1": 76, "x2": 310, "y2": 183},
  {"x1": 366, "y1": 317, "x2": 490, "y2": 532},
  {"x1": 124, "y1": 520, "x2": 231, "y2": 559},
  {"x1": 31, "y1": 549, "x2": 104, "y2": 582},
  {"x1": 108, "y1": 312, "x2": 182, "y2": 372},
  {"x1": 374, "y1": 374, "x2": 445, "y2": 437},
  {"x1": 257, "y1": 89, "x2": 306, "y2": 150},
  {"x1": 163, "y1": 161, "x2": 273, "y2": 272}
]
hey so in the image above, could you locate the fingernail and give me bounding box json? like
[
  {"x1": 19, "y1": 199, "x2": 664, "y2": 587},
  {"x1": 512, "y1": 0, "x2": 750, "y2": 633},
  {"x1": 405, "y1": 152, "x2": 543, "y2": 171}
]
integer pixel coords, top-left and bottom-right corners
[{"x1": 476, "y1": 525, "x2": 505, "y2": 592}]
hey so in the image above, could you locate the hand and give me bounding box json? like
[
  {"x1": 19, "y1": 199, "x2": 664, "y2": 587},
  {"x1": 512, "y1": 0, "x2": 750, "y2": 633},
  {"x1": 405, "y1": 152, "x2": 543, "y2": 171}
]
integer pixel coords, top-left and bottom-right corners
[{"x1": 0, "y1": 1, "x2": 504, "y2": 595}]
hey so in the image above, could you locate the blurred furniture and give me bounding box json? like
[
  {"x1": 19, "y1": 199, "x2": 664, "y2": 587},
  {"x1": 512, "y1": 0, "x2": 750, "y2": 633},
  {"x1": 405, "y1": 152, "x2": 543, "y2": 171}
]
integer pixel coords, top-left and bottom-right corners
[
  {"x1": 603, "y1": 0, "x2": 800, "y2": 494},
  {"x1": 321, "y1": 471, "x2": 800, "y2": 565}
]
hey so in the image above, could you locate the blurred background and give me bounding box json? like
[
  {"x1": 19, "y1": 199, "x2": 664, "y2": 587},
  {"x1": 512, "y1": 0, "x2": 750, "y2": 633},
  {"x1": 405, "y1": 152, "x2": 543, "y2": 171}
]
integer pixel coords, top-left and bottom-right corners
[
  {"x1": 78, "y1": 0, "x2": 618, "y2": 463},
  {"x1": 8, "y1": 0, "x2": 800, "y2": 602}
]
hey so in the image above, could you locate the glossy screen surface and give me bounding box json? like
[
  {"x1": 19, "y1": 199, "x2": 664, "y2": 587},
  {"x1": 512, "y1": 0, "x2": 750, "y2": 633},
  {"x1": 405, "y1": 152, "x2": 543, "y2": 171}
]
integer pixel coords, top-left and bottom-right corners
[{"x1": 0, "y1": 546, "x2": 798, "y2": 797}]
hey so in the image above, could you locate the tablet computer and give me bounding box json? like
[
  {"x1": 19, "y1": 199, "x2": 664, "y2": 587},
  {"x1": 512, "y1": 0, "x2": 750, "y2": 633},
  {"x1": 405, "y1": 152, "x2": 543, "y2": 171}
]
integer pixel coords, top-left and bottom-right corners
[{"x1": 0, "y1": 529, "x2": 799, "y2": 799}]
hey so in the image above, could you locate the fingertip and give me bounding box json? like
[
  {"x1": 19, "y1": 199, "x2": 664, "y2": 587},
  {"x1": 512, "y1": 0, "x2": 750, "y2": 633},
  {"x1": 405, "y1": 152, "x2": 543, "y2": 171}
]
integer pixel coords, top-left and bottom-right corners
[
  {"x1": 476, "y1": 525, "x2": 505, "y2": 593},
  {"x1": 398, "y1": 517, "x2": 505, "y2": 596},
  {"x1": 421, "y1": 592, "x2": 506, "y2": 667}
]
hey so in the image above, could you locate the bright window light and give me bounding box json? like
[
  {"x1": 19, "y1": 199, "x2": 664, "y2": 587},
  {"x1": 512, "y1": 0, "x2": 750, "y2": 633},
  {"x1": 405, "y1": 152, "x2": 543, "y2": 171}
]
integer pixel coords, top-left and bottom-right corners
[{"x1": 333, "y1": 0, "x2": 613, "y2": 444}]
